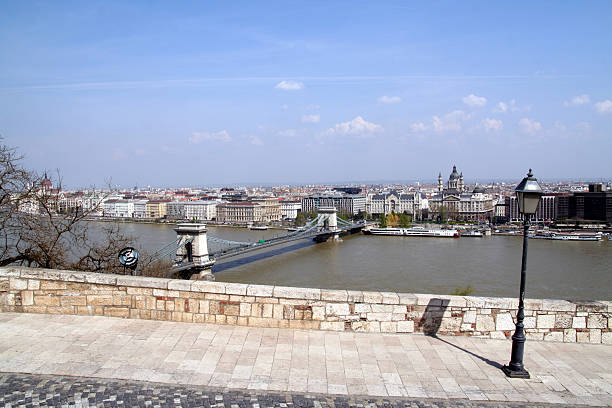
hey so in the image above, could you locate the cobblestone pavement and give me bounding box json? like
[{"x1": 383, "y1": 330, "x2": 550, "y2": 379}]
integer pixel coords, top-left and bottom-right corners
[
  {"x1": 1, "y1": 313, "x2": 611, "y2": 407},
  {"x1": 0, "y1": 373, "x2": 586, "y2": 408}
]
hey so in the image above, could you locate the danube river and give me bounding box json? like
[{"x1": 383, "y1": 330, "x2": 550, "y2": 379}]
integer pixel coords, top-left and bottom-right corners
[{"x1": 111, "y1": 222, "x2": 611, "y2": 301}]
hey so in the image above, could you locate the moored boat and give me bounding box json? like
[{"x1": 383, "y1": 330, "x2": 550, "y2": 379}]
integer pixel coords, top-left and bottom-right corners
[
  {"x1": 364, "y1": 226, "x2": 460, "y2": 238},
  {"x1": 529, "y1": 231, "x2": 603, "y2": 241}
]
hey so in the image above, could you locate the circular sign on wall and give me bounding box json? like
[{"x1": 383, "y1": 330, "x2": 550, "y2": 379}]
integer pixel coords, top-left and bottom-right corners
[{"x1": 118, "y1": 247, "x2": 139, "y2": 270}]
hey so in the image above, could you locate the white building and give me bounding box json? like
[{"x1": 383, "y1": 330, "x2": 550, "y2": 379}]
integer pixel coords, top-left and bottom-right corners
[
  {"x1": 166, "y1": 201, "x2": 185, "y2": 219},
  {"x1": 184, "y1": 200, "x2": 218, "y2": 221},
  {"x1": 133, "y1": 200, "x2": 148, "y2": 218},
  {"x1": 103, "y1": 200, "x2": 134, "y2": 218},
  {"x1": 280, "y1": 200, "x2": 301, "y2": 219},
  {"x1": 366, "y1": 191, "x2": 422, "y2": 218}
]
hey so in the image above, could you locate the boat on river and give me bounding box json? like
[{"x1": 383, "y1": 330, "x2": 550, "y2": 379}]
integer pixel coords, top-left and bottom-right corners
[
  {"x1": 249, "y1": 224, "x2": 269, "y2": 230},
  {"x1": 461, "y1": 230, "x2": 483, "y2": 237},
  {"x1": 364, "y1": 226, "x2": 460, "y2": 238},
  {"x1": 528, "y1": 231, "x2": 603, "y2": 241}
]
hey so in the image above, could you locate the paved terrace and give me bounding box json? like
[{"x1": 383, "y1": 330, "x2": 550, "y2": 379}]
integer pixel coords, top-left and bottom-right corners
[{"x1": 1, "y1": 313, "x2": 611, "y2": 407}]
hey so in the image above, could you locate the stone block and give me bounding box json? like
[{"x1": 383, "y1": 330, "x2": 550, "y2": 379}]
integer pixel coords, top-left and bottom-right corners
[
  {"x1": 205, "y1": 293, "x2": 229, "y2": 301},
  {"x1": 572, "y1": 317, "x2": 586, "y2": 329},
  {"x1": 262, "y1": 303, "x2": 273, "y2": 318},
  {"x1": 397, "y1": 320, "x2": 415, "y2": 333},
  {"x1": 346, "y1": 290, "x2": 363, "y2": 302},
  {"x1": 320, "y1": 322, "x2": 344, "y2": 331},
  {"x1": 0, "y1": 278, "x2": 8, "y2": 292},
  {"x1": 126, "y1": 287, "x2": 153, "y2": 295},
  {"x1": 354, "y1": 304, "x2": 371, "y2": 313},
  {"x1": 22, "y1": 305, "x2": 47, "y2": 314},
  {"x1": 563, "y1": 329, "x2": 576, "y2": 342},
  {"x1": 312, "y1": 306, "x2": 325, "y2": 320},
  {"x1": 21, "y1": 291, "x2": 33, "y2": 306},
  {"x1": 463, "y1": 310, "x2": 477, "y2": 324},
  {"x1": 56, "y1": 271, "x2": 87, "y2": 283},
  {"x1": 116, "y1": 276, "x2": 168, "y2": 289},
  {"x1": 273, "y1": 286, "x2": 320, "y2": 300},
  {"x1": 47, "y1": 306, "x2": 76, "y2": 314},
  {"x1": 351, "y1": 321, "x2": 380, "y2": 332},
  {"x1": 575, "y1": 301, "x2": 606, "y2": 313},
  {"x1": 525, "y1": 331, "x2": 543, "y2": 341},
  {"x1": 495, "y1": 313, "x2": 515, "y2": 331},
  {"x1": 439, "y1": 317, "x2": 461, "y2": 332},
  {"x1": 371, "y1": 304, "x2": 394, "y2": 313},
  {"x1": 380, "y1": 292, "x2": 399, "y2": 304},
  {"x1": 246, "y1": 284, "x2": 274, "y2": 297},
  {"x1": 34, "y1": 295, "x2": 60, "y2": 307},
  {"x1": 380, "y1": 321, "x2": 397, "y2": 332},
  {"x1": 26, "y1": 280, "x2": 40, "y2": 290},
  {"x1": 587, "y1": 314, "x2": 607, "y2": 329},
  {"x1": 84, "y1": 273, "x2": 117, "y2": 286},
  {"x1": 523, "y1": 316, "x2": 536, "y2": 329},
  {"x1": 490, "y1": 331, "x2": 507, "y2": 339},
  {"x1": 475, "y1": 315, "x2": 495, "y2": 332},
  {"x1": 484, "y1": 297, "x2": 517, "y2": 309},
  {"x1": 239, "y1": 302, "x2": 250, "y2": 317},
  {"x1": 541, "y1": 299, "x2": 575, "y2": 312},
  {"x1": 190, "y1": 281, "x2": 227, "y2": 294},
  {"x1": 415, "y1": 294, "x2": 447, "y2": 307},
  {"x1": 40, "y1": 281, "x2": 66, "y2": 290},
  {"x1": 536, "y1": 314, "x2": 555, "y2": 329},
  {"x1": 86, "y1": 295, "x2": 114, "y2": 306},
  {"x1": 543, "y1": 331, "x2": 563, "y2": 342},
  {"x1": 602, "y1": 332, "x2": 612, "y2": 344},
  {"x1": 589, "y1": 329, "x2": 601, "y2": 344},
  {"x1": 367, "y1": 312, "x2": 393, "y2": 321},
  {"x1": 554, "y1": 314, "x2": 572, "y2": 329},
  {"x1": 168, "y1": 280, "x2": 192, "y2": 291},
  {"x1": 225, "y1": 282, "x2": 248, "y2": 295},
  {"x1": 576, "y1": 331, "x2": 589, "y2": 343},
  {"x1": 9, "y1": 278, "x2": 28, "y2": 290},
  {"x1": 0, "y1": 267, "x2": 21, "y2": 277},
  {"x1": 61, "y1": 296, "x2": 87, "y2": 306},
  {"x1": 362, "y1": 291, "x2": 383, "y2": 304},
  {"x1": 398, "y1": 293, "x2": 417, "y2": 305},
  {"x1": 288, "y1": 320, "x2": 320, "y2": 330},
  {"x1": 105, "y1": 307, "x2": 130, "y2": 318},
  {"x1": 248, "y1": 317, "x2": 280, "y2": 328},
  {"x1": 460, "y1": 323, "x2": 474, "y2": 331},
  {"x1": 321, "y1": 289, "x2": 348, "y2": 302},
  {"x1": 326, "y1": 303, "x2": 350, "y2": 316},
  {"x1": 273, "y1": 304, "x2": 284, "y2": 319}
]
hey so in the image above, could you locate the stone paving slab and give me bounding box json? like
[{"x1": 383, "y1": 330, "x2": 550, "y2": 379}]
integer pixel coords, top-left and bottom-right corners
[
  {"x1": 0, "y1": 312, "x2": 611, "y2": 407},
  {"x1": 0, "y1": 373, "x2": 589, "y2": 408}
]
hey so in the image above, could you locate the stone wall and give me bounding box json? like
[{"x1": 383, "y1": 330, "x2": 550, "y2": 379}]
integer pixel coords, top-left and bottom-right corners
[{"x1": 1, "y1": 267, "x2": 610, "y2": 344}]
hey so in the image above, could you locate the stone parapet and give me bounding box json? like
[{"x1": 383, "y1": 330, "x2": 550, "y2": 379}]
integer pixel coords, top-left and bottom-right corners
[{"x1": 1, "y1": 267, "x2": 610, "y2": 344}]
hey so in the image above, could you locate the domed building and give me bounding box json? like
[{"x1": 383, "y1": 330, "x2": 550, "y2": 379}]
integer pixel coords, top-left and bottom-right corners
[{"x1": 429, "y1": 165, "x2": 494, "y2": 222}]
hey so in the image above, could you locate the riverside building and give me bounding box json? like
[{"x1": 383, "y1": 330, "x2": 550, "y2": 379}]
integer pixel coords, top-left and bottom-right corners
[
  {"x1": 301, "y1": 193, "x2": 366, "y2": 215},
  {"x1": 428, "y1": 165, "x2": 494, "y2": 222},
  {"x1": 365, "y1": 191, "x2": 422, "y2": 219}
]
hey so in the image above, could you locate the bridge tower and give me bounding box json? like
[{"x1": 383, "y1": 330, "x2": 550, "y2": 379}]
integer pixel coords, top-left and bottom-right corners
[
  {"x1": 317, "y1": 207, "x2": 342, "y2": 241},
  {"x1": 174, "y1": 223, "x2": 215, "y2": 280}
]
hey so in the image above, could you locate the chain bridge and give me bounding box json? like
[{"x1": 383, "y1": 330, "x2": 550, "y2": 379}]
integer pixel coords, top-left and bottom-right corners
[{"x1": 148, "y1": 207, "x2": 364, "y2": 280}]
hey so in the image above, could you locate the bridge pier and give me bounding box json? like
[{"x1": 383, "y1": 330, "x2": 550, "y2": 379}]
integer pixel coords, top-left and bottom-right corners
[
  {"x1": 174, "y1": 223, "x2": 216, "y2": 280},
  {"x1": 317, "y1": 207, "x2": 342, "y2": 242}
]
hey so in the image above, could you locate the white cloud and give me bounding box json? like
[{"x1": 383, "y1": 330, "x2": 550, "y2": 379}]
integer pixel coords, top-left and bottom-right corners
[
  {"x1": 432, "y1": 110, "x2": 469, "y2": 133},
  {"x1": 325, "y1": 116, "x2": 383, "y2": 137},
  {"x1": 411, "y1": 122, "x2": 428, "y2": 133},
  {"x1": 250, "y1": 136, "x2": 263, "y2": 146},
  {"x1": 493, "y1": 102, "x2": 508, "y2": 113},
  {"x1": 518, "y1": 118, "x2": 542, "y2": 134},
  {"x1": 564, "y1": 94, "x2": 590, "y2": 106},
  {"x1": 275, "y1": 80, "x2": 304, "y2": 91},
  {"x1": 189, "y1": 130, "x2": 231, "y2": 144},
  {"x1": 278, "y1": 129, "x2": 297, "y2": 137},
  {"x1": 281, "y1": 104, "x2": 289, "y2": 110},
  {"x1": 378, "y1": 95, "x2": 402, "y2": 104},
  {"x1": 553, "y1": 121, "x2": 567, "y2": 132},
  {"x1": 482, "y1": 118, "x2": 503, "y2": 132},
  {"x1": 462, "y1": 94, "x2": 487, "y2": 107},
  {"x1": 594, "y1": 100, "x2": 612, "y2": 114},
  {"x1": 301, "y1": 114, "x2": 320, "y2": 123}
]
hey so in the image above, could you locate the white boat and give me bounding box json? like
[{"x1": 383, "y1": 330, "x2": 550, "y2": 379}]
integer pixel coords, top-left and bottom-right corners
[
  {"x1": 529, "y1": 231, "x2": 603, "y2": 241},
  {"x1": 249, "y1": 225, "x2": 269, "y2": 230},
  {"x1": 461, "y1": 230, "x2": 483, "y2": 237},
  {"x1": 364, "y1": 226, "x2": 460, "y2": 238}
]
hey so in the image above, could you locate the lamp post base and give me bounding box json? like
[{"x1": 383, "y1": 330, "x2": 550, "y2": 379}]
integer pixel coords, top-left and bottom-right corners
[{"x1": 502, "y1": 365, "x2": 530, "y2": 379}]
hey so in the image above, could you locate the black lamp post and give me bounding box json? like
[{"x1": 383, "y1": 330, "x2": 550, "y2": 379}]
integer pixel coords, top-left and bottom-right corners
[{"x1": 502, "y1": 169, "x2": 543, "y2": 379}]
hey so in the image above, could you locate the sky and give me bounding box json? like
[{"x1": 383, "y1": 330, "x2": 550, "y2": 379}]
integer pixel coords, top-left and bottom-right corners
[{"x1": 1, "y1": 1, "x2": 611, "y2": 188}]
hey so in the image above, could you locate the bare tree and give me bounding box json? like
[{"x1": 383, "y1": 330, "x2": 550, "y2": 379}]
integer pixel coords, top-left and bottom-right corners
[{"x1": 0, "y1": 138, "x2": 171, "y2": 276}]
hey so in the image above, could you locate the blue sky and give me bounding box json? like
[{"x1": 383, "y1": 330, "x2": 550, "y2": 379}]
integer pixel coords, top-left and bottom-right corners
[{"x1": 1, "y1": 1, "x2": 611, "y2": 188}]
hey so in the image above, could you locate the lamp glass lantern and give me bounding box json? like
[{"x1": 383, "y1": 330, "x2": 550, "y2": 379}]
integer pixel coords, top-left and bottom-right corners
[{"x1": 515, "y1": 169, "x2": 543, "y2": 215}]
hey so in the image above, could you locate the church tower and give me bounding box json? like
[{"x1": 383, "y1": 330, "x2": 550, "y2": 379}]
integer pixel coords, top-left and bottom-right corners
[{"x1": 437, "y1": 172, "x2": 443, "y2": 192}]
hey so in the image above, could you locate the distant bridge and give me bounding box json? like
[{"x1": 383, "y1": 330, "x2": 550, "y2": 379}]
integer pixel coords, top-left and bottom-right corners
[{"x1": 148, "y1": 207, "x2": 364, "y2": 280}]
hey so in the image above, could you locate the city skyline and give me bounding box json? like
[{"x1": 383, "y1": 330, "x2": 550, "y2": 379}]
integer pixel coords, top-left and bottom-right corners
[{"x1": 1, "y1": 1, "x2": 611, "y2": 187}]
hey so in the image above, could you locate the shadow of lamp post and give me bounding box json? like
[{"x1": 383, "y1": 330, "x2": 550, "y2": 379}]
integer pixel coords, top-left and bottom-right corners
[{"x1": 502, "y1": 169, "x2": 543, "y2": 379}]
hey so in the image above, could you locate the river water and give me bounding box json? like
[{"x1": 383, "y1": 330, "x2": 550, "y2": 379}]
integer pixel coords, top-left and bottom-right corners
[{"x1": 110, "y1": 222, "x2": 611, "y2": 301}]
